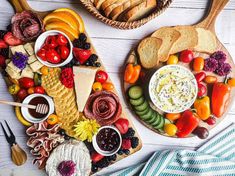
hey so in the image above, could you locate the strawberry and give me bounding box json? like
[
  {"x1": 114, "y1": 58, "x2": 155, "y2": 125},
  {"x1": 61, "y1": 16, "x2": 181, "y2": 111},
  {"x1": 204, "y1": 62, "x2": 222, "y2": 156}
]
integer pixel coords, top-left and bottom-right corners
[
  {"x1": 91, "y1": 152, "x2": 104, "y2": 163},
  {"x1": 4, "y1": 32, "x2": 22, "y2": 46},
  {"x1": 73, "y1": 48, "x2": 91, "y2": 64},
  {"x1": 115, "y1": 118, "x2": 129, "y2": 134},
  {"x1": 0, "y1": 39, "x2": 8, "y2": 49},
  {"x1": 122, "y1": 139, "x2": 131, "y2": 150},
  {"x1": 0, "y1": 55, "x2": 6, "y2": 68}
]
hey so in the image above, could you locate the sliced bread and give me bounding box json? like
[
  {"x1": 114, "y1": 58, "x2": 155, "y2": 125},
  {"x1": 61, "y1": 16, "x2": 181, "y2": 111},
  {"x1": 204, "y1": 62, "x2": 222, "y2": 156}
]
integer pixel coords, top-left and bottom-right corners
[
  {"x1": 110, "y1": 0, "x2": 144, "y2": 20},
  {"x1": 151, "y1": 27, "x2": 181, "y2": 62},
  {"x1": 137, "y1": 37, "x2": 162, "y2": 69},
  {"x1": 194, "y1": 28, "x2": 217, "y2": 54},
  {"x1": 104, "y1": 0, "x2": 130, "y2": 17},
  {"x1": 101, "y1": 0, "x2": 119, "y2": 10},
  {"x1": 170, "y1": 26, "x2": 198, "y2": 54},
  {"x1": 122, "y1": 0, "x2": 157, "y2": 22},
  {"x1": 94, "y1": 0, "x2": 106, "y2": 10}
]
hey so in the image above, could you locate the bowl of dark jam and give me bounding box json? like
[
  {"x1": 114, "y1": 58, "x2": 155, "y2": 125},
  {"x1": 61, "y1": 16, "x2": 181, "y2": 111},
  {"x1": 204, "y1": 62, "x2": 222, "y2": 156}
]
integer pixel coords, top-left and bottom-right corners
[
  {"x1": 21, "y1": 94, "x2": 54, "y2": 123},
  {"x1": 92, "y1": 126, "x2": 122, "y2": 156}
]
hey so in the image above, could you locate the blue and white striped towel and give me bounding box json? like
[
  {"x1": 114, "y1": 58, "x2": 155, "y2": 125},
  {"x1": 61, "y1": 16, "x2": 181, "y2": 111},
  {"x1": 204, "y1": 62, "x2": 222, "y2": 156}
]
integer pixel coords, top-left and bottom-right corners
[{"x1": 107, "y1": 123, "x2": 235, "y2": 176}]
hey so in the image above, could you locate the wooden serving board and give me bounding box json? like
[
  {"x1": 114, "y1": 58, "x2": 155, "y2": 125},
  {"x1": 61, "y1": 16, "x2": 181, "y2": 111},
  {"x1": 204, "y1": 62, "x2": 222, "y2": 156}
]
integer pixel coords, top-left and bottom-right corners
[
  {"x1": 123, "y1": 0, "x2": 235, "y2": 138},
  {"x1": 6, "y1": 0, "x2": 142, "y2": 174}
]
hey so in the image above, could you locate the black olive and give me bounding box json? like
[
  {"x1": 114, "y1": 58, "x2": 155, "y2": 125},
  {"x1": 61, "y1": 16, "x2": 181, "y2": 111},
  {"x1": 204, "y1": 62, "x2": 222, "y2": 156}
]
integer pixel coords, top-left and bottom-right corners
[{"x1": 193, "y1": 127, "x2": 209, "y2": 139}]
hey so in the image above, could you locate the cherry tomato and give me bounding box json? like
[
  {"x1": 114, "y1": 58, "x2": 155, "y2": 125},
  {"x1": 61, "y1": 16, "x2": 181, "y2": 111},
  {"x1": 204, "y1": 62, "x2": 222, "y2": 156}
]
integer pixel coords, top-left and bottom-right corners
[
  {"x1": 180, "y1": 50, "x2": 194, "y2": 63},
  {"x1": 165, "y1": 113, "x2": 181, "y2": 121},
  {"x1": 34, "y1": 86, "x2": 45, "y2": 94},
  {"x1": 45, "y1": 35, "x2": 58, "y2": 48},
  {"x1": 195, "y1": 72, "x2": 206, "y2": 83},
  {"x1": 40, "y1": 66, "x2": 50, "y2": 76},
  {"x1": 102, "y1": 82, "x2": 114, "y2": 91},
  {"x1": 17, "y1": 89, "x2": 28, "y2": 101},
  {"x1": 167, "y1": 55, "x2": 178, "y2": 65},
  {"x1": 37, "y1": 48, "x2": 47, "y2": 61},
  {"x1": 57, "y1": 34, "x2": 68, "y2": 46},
  {"x1": 92, "y1": 82, "x2": 102, "y2": 91},
  {"x1": 204, "y1": 76, "x2": 217, "y2": 84},
  {"x1": 19, "y1": 77, "x2": 34, "y2": 89},
  {"x1": 27, "y1": 87, "x2": 35, "y2": 94},
  {"x1": 115, "y1": 118, "x2": 129, "y2": 134},
  {"x1": 205, "y1": 116, "x2": 216, "y2": 125},
  {"x1": 164, "y1": 124, "x2": 177, "y2": 136},
  {"x1": 47, "y1": 114, "x2": 59, "y2": 125},
  {"x1": 46, "y1": 49, "x2": 61, "y2": 64},
  {"x1": 193, "y1": 57, "x2": 204, "y2": 71},
  {"x1": 228, "y1": 78, "x2": 235, "y2": 87},
  {"x1": 57, "y1": 45, "x2": 70, "y2": 60},
  {"x1": 197, "y1": 82, "x2": 207, "y2": 97},
  {"x1": 95, "y1": 70, "x2": 108, "y2": 83}
]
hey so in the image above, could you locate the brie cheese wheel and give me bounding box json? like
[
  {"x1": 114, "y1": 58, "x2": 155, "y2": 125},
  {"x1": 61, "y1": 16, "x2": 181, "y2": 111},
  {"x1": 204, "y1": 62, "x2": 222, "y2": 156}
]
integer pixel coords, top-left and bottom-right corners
[
  {"x1": 73, "y1": 66, "x2": 97, "y2": 112},
  {"x1": 46, "y1": 140, "x2": 91, "y2": 176}
]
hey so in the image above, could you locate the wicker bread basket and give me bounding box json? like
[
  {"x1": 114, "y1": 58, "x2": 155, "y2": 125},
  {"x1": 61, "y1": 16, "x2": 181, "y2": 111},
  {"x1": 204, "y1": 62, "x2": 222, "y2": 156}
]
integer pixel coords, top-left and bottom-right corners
[{"x1": 79, "y1": 0, "x2": 173, "y2": 29}]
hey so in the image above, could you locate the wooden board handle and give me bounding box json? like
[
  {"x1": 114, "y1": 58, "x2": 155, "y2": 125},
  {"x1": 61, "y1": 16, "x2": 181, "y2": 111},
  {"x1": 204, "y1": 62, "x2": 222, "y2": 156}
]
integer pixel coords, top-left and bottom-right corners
[
  {"x1": 9, "y1": 0, "x2": 33, "y2": 12},
  {"x1": 196, "y1": 0, "x2": 229, "y2": 30},
  {"x1": 11, "y1": 144, "x2": 27, "y2": 166}
]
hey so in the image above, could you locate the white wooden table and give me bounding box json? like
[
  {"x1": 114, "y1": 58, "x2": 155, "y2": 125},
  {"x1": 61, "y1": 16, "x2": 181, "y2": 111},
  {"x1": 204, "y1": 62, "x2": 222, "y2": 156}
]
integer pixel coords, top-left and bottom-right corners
[{"x1": 0, "y1": 0, "x2": 235, "y2": 175}]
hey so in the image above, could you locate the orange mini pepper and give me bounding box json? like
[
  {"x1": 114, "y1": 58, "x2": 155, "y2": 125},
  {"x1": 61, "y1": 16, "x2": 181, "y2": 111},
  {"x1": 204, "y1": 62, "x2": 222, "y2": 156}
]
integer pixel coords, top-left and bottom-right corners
[
  {"x1": 124, "y1": 63, "x2": 141, "y2": 84},
  {"x1": 194, "y1": 96, "x2": 211, "y2": 120}
]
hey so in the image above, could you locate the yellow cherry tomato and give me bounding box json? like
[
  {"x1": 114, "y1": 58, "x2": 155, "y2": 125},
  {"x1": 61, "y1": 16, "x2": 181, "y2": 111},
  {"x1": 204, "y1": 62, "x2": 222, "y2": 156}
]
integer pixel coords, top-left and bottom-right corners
[
  {"x1": 40, "y1": 66, "x2": 50, "y2": 75},
  {"x1": 167, "y1": 55, "x2": 178, "y2": 65},
  {"x1": 165, "y1": 113, "x2": 181, "y2": 121},
  {"x1": 47, "y1": 114, "x2": 59, "y2": 125},
  {"x1": 164, "y1": 124, "x2": 177, "y2": 136},
  {"x1": 27, "y1": 87, "x2": 35, "y2": 94},
  {"x1": 8, "y1": 84, "x2": 20, "y2": 95},
  {"x1": 92, "y1": 82, "x2": 102, "y2": 91},
  {"x1": 228, "y1": 78, "x2": 235, "y2": 87},
  {"x1": 102, "y1": 82, "x2": 114, "y2": 91}
]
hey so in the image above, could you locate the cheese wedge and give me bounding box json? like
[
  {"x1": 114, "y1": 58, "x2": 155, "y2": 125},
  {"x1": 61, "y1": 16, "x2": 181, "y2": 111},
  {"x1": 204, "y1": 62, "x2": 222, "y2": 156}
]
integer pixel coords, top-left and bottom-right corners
[{"x1": 73, "y1": 66, "x2": 97, "y2": 112}]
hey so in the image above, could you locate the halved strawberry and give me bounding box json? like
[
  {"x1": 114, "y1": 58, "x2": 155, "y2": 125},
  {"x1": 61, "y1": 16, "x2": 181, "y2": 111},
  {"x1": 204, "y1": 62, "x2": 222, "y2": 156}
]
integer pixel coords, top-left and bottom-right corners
[
  {"x1": 73, "y1": 48, "x2": 91, "y2": 64},
  {"x1": 122, "y1": 139, "x2": 131, "y2": 150},
  {"x1": 0, "y1": 39, "x2": 8, "y2": 49},
  {"x1": 91, "y1": 152, "x2": 104, "y2": 163},
  {"x1": 3, "y1": 32, "x2": 22, "y2": 46}
]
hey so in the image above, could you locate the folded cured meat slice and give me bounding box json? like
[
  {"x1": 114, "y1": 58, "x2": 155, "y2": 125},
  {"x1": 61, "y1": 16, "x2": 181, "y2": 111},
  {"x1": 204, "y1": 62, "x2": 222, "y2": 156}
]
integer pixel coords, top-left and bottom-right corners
[{"x1": 84, "y1": 91, "x2": 122, "y2": 125}]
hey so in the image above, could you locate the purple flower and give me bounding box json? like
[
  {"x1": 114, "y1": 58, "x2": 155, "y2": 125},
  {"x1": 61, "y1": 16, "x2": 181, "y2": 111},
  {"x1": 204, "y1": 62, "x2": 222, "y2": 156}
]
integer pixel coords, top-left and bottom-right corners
[
  {"x1": 204, "y1": 58, "x2": 218, "y2": 72},
  {"x1": 215, "y1": 62, "x2": 231, "y2": 76},
  {"x1": 211, "y1": 51, "x2": 227, "y2": 64},
  {"x1": 57, "y1": 160, "x2": 76, "y2": 176},
  {"x1": 12, "y1": 52, "x2": 28, "y2": 70}
]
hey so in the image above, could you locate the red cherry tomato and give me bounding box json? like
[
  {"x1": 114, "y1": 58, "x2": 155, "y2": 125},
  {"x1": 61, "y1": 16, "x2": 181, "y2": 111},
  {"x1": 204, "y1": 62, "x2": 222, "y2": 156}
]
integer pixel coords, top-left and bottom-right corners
[
  {"x1": 57, "y1": 34, "x2": 68, "y2": 46},
  {"x1": 115, "y1": 118, "x2": 129, "y2": 134},
  {"x1": 95, "y1": 70, "x2": 108, "y2": 83},
  {"x1": 34, "y1": 86, "x2": 45, "y2": 94},
  {"x1": 17, "y1": 89, "x2": 28, "y2": 101},
  {"x1": 197, "y1": 82, "x2": 207, "y2": 97},
  {"x1": 205, "y1": 116, "x2": 216, "y2": 125},
  {"x1": 45, "y1": 35, "x2": 58, "y2": 49},
  {"x1": 180, "y1": 50, "x2": 194, "y2": 63},
  {"x1": 57, "y1": 45, "x2": 70, "y2": 60},
  {"x1": 37, "y1": 48, "x2": 47, "y2": 61},
  {"x1": 46, "y1": 49, "x2": 61, "y2": 64},
  {"x1": 195, "y1": 72, "x2": 206, "y2": 83},
  {"x1": 19, "y1": 77, "x2": 34, "y2": 89}
]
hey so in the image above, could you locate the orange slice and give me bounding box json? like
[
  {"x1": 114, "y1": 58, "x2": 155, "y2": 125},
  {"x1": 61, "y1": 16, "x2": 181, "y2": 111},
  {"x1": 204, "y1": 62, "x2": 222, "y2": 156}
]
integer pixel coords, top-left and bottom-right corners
[
  {"x1": 45, "y1": 22, "x2": 79, "y2": 41},
  {"x1": 54, "y1": 8, "x2": 85, "y2": 33},
  {"x1": 43, "y1": 11, "x2": 79, "y2": 32}
]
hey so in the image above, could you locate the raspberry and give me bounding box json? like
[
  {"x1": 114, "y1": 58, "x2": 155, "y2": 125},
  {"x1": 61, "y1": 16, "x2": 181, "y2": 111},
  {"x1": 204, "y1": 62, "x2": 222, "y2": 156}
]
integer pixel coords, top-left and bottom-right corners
[{"x1": 122, "y1": 139, "x2": 131, "y2": 150}]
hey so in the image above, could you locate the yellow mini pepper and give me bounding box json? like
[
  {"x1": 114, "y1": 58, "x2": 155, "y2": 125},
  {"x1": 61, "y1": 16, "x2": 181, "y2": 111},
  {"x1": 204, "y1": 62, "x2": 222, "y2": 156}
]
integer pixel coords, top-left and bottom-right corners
[{"x1": 194, "y1": 96, "x2": 211, "y2": 120}]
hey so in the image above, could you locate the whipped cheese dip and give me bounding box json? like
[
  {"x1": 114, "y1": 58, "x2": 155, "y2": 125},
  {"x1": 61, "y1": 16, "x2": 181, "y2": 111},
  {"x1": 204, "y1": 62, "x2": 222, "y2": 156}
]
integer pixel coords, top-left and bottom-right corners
[{"x1": 149, "y1": 65, "x2": 198, "y2": 113}]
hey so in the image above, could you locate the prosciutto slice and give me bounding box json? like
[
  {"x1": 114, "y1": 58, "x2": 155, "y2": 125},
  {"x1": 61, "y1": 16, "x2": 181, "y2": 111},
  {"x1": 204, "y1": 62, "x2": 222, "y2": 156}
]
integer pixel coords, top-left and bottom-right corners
[
  {"x1": 84, "y1": 91, "x2": 122, "y2": 125},
  {"x1": 26, "y1": 122, "x2": 64, "y2": 169}
]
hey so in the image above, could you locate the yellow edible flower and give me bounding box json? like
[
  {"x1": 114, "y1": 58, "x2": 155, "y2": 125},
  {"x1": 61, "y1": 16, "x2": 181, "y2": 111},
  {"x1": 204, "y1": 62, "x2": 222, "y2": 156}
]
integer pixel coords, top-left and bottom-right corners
[{"x1": 74, "y1": 119, "x2": 100, "y2": 142}]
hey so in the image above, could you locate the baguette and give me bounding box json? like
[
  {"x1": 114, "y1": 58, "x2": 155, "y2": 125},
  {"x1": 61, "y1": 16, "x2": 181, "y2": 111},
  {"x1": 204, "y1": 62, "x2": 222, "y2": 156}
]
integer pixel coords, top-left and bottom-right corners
[
  {"x1": 170, "y1": 26, "x2": 198, "y2": 54},
  {"x1": 151, "y1": 27, "x2": 181, "y2": 62},
  {"x1": 122, "y1": 0, "x2": 157, "y2": 22},
  {"x1": 137, "y1": 37, "x2": 162, "y2": 69},
  {"x1": 110, "y1": 0, "x2": 144, "y2": 20}
]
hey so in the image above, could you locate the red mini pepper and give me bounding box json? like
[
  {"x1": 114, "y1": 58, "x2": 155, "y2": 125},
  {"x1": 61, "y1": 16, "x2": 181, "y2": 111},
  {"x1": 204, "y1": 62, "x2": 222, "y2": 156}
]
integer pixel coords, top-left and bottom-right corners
[
  {"x1": 212, "y1": 82, "x2": 231, "y2": 118},
  {"x1": 176, "y1": 110, "x2": 199, "y2": 138}
]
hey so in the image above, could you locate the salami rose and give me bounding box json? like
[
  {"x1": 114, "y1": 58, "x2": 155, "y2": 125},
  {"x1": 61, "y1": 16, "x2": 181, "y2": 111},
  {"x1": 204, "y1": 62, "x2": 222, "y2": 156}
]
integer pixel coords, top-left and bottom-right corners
[
  {"x1": 84, "y1": 91, "x2": 122, "y2": 125},
  {"x1": 11, "y1": 11, "x2": 44, "y2": 42}
]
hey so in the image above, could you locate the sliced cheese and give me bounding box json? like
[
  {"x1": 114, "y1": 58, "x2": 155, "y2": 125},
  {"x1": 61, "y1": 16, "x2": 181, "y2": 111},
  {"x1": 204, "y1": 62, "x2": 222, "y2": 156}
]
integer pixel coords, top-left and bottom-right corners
[
  {"x1": 10, "y1": 45, "x2": 27, "y2": 55},
  {"x1": 24, "y1": 43, "x2": 34, "y2": 56},
  {"x1": 28, "y1": 55, "x2": 37, "y2": 64},
  {"x1": 8, "y1": 61, "x2": 21, "y2": 73},
  {"x1": 5, "y1": 66, "x2": 21, "y2": 79},
  {"x1": 21, "y1": 65, "x2": 34, "y2": 79},
  {"x1": 30, "y1": 60, "x2": 43, "y2": 72},
  {"x1": 73, "y1": 66, "x2": 98, "y2": 112}
]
